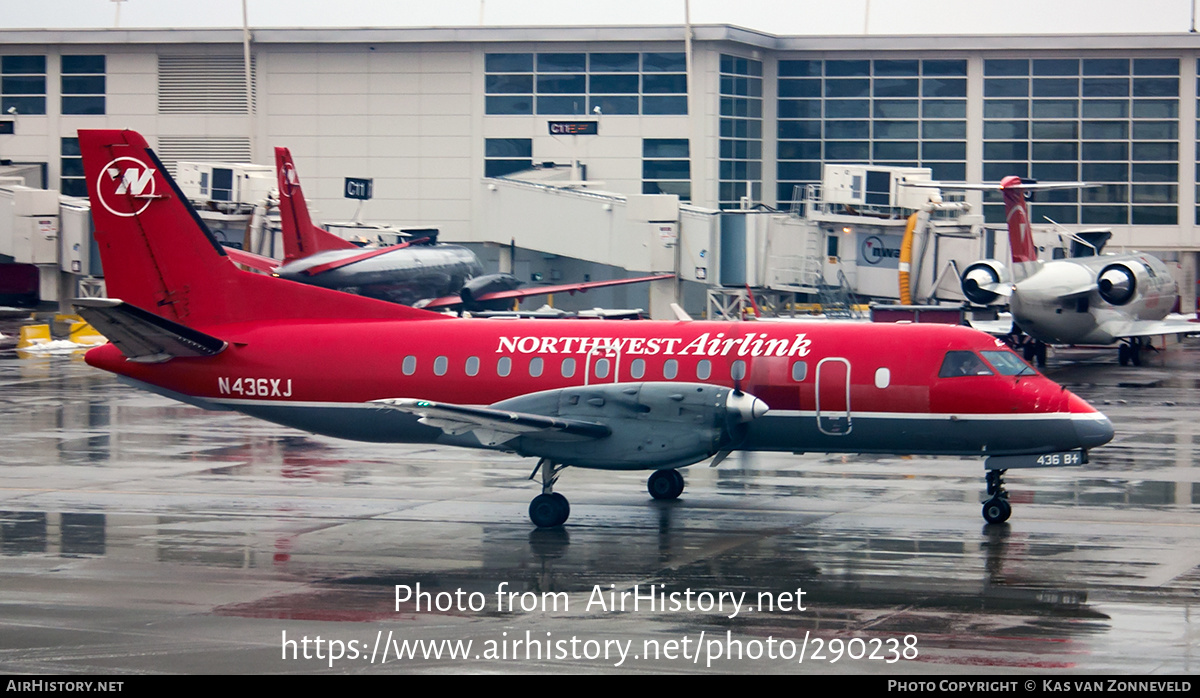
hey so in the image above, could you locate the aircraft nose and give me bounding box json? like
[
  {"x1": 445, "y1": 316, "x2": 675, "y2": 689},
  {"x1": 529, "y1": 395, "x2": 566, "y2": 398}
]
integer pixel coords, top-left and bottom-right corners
[
  {"x1": 1074, "y1": 412, "x2": 1115, "y2": 450},
  {"x1": 1064, "y1": 391, "x2": 1114, "y2": 450},
  {"x1": 726, "y1": 390, "x2": 769, "y2": 423}
]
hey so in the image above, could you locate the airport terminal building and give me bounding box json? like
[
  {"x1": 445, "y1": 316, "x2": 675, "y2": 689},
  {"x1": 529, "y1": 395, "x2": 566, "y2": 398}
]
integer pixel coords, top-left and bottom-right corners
[{"x1": 3, "y1": 23, "x2": 1200, "y2": 306}]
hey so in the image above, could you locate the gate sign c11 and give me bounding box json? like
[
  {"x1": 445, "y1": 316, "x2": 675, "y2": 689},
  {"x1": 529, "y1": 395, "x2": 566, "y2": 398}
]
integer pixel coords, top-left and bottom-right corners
[
  {"x1": 344, "y1": 177, "x2": 373, "y2": 200},
  {"x1": 548, "y1": 121, "x2": 598, "y2": 136}
]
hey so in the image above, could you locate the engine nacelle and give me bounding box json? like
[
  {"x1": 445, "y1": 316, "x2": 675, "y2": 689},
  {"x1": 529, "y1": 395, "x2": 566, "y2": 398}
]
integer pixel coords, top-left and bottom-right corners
[
  {"x1": 492, "y1": 382, "x2": 768, "y2": 470},
  {"x1": 960, "y1": 260, "x2": 1011, "y2": 306},
  {"x1": 1097, "y1": 263, "x2": 1141, "y2": 306},
  {"x1": 459, "y1": 273, "x2": 523, "y2": 309}
]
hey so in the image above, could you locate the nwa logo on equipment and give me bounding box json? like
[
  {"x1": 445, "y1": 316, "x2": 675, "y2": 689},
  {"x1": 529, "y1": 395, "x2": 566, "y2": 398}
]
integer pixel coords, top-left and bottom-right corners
[
  {"x1": 279, "y1": 162, "x2": 298, "y2": 198},
  {"x1": 97, "y1": 157, "x2": 164, "y2": 218},
  {"x1": 859, "y1": 234, "x2": 901, "y2": 268}
]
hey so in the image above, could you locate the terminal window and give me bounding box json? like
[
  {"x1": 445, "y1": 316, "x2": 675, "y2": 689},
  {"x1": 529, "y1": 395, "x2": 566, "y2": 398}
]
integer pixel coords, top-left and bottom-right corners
[
  {"x1": 776, "y1": 58, "x2": 967, "y2": 208},
  {"x1": 61, "y1": 55, "x2": 106, "y2": 115},
  {"x1": 643, "y1": 138, "x2": 690, "y2": 201},
  {"x1": 61, "y1": 137, "x2": 85, "y2": 197},
  {"x1": 485, "y1": 52, "x2": 686, "y2": 116},
  {"x1": 1, "y1": 55, "x2": 46, "y2": 115},
  {"x1": 485, "y1": 138, "x2": 533, "y2": 178},
  {"x1": 983, "y1": 57, "x2": 1179, "y2": 226}
]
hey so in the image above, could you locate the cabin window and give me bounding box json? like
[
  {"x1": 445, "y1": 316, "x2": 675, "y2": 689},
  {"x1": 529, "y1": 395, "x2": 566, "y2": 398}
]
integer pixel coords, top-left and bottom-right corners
[
  {"x1": 529, "y1": 357, "x2": 544, "y2": 377},
  {"x1": 696, "y1": 360, "x2": 712, "y2": 380},
  {"x1": 938, "y1": 351, "x2": 994, "y2": 377},
  {"x1": 663, "y1": 359, "x2": 678, "y2": 379},
  {"x1": 731, "y1": 360, "x2": 747, "y2": 380},
  {"x1": 630, "y1": 358, "x2": 646, "y2": 379},
  {"x1": 791, "y1": 360, "x2": 808, "y2": 381},
  {"x1": 497, "y1": 356, "x2": 512, "y2": 377},
  {"x1": 465, "y1": 356, "x2": 480, "y2": 376},
  {"x1": 874, "y1": 367, "x2": 891, "y2": 388},
  {"x1": 402, "y1": 355, "x2": 417, "y2": 376},
  {"x1": 434, "y1": 356, "x2": 448, "y2": 376},
  {"x1": 561, "y1": 357, "x2": 576, "y2": 377},
  {"x1": 594, "y1": 358, "x2": 610, "y2": 379}
]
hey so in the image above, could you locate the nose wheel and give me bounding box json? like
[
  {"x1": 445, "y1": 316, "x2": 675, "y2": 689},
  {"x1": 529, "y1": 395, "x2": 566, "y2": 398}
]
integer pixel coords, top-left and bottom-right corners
[
  {"x1": 528, "y1": 458, "x2": 570, "y2": 528},
  {"x1": 982, "y1": 468, "x2": 1011, "y2": 524}
]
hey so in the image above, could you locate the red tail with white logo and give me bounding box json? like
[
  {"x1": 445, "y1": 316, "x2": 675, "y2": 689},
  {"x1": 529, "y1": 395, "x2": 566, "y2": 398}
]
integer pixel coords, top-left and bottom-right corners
[
  {"x1": 1000, "y1": 175, "x2": 1041, "y2": 280},
  {"x1": 275, "y1": 146, "x2": 358, "y2": 262},
  {"x1": 79, "y1": 129, "x2": 435, "y2": 327}
]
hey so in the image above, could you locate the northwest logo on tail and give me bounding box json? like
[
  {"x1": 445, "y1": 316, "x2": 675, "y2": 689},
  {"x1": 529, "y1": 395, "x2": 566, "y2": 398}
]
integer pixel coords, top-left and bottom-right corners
[
  {"x1": 97, "y1": 156, "x2": 160, "y2": 217},
  {"x1": 279, "y1": 162, "x2": 298, "y2": 198}
]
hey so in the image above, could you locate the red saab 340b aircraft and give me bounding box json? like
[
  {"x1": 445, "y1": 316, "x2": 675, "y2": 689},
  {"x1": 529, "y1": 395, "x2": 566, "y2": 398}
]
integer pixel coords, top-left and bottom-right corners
[{"x1": 75, "y1": 129, "x2": 1113, "y2": 527}]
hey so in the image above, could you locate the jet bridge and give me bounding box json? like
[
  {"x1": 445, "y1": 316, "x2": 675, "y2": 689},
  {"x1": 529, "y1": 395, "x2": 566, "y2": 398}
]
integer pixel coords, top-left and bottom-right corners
[{"x1": 479, "y1": 164, "x2": 994, "y2": 320}]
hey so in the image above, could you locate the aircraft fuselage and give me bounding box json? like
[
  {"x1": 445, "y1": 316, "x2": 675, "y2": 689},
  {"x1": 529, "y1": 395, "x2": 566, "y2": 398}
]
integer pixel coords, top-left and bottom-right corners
[
  {"x1": 1011, "y1": 254, "x2": 1178, "y2": 345},
  {"x1": 85, "y1": 318, "x2": 1112, "y2": 468},
  {"x1": 274, "y1": 244, "x2": 484, "y2": 305}
]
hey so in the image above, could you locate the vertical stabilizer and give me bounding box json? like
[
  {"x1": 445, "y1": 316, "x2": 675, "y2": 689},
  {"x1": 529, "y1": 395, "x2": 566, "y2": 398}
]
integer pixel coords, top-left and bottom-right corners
[
  {"x1": 275, "y1": 147, "x2": 358, "y2": 262},
  {"x1": 1000, "y1": 175, "x2": 1041, "y2": 280},
  {"x1": 79, "y1": 129, "x2": 440, "y2": 327}
]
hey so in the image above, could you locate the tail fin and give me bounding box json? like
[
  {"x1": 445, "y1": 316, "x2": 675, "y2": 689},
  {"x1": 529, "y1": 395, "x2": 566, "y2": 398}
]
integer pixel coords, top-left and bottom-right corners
[
  {"x1": 275, "y1": 147, "x2": 358, "y2": 262},
  {"x1": 999, "y1": 176, "x2": 1039, "y2": 276},
  {"x1": 79, "y1": 129, "x2": 441, "y2": 327}
]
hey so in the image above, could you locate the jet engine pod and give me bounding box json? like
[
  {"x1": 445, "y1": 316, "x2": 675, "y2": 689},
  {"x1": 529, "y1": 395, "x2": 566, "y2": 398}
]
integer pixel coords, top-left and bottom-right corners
[
  {"x1": 493, "y1": 382, "x2": 768, "y2": 470},
  {"x1": 960, "y1": 260, "x2": 1011, "y2": 306},
  {"x1": 1097, "y1": 263, "x2": 1138, "y2": 306},
  {"x1": 459, "y1": 272, "x2": 523, "y2": 309}
]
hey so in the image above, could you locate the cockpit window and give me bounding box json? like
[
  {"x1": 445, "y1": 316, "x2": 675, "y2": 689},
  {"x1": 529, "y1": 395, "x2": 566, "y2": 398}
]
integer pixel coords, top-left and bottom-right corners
[
  {"x1": 938, "y1": 351, "x2": 994, "y2": 378},
  {"x1": 981, "y1": 350, "x2": 1037, "y2": 376}
]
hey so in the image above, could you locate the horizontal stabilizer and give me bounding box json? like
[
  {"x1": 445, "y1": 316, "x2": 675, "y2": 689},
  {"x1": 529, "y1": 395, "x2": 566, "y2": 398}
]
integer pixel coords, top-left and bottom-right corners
[
  {"x1": 373, "y1": 397, "x2": 611, "y2": 447},
  {"x1": 222, "y1": 246, "x2": 279, "y2": 274},
  {"x1": 73, "y1": 298, "x2": 227, "y2": 363},
  {"x1": 418, "y1": 273, "x2": 675, "y2": 310},
  {"x1": 301, "y1": 238, "x2": 428, "y2": 276}
]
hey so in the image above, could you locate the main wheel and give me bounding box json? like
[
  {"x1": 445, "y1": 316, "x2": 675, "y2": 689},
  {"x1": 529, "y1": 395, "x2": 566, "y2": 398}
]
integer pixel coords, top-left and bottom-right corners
[
  {"x1": 1118, "y1": 343, "x2": 1130, "y2": 366},
  {"x1": 982, "y1": 496, "x2": 1012, "y2": 524},
  {"x1": 529, "y1": 493, "x2": 569, "y2": 527},
  {"x1": 648, "y1": 469, "x2": 684, "y2": 500}
]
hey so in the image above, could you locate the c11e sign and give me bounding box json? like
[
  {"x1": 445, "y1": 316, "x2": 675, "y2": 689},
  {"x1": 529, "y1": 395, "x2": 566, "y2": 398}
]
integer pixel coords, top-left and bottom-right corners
[{"x1": 345, "y1": 177, "x2": 373, "y2": 200}]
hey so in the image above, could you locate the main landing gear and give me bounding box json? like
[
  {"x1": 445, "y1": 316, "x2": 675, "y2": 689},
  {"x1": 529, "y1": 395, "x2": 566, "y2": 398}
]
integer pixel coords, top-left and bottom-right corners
[
  {"x1": 525, "y1": 463, "x2": 688, "y2": 528},
  {"x1": 982, "y1": 468, "x2": 1011, "y2": 524},
  {"x1": 528, "y1": 458, "x2": 570, "y2": 528},
  {"x1": 1021, "y1": 340, "x2": 1048, "y2": 368},
  {"x1": 1118, "y1": 337, "x2": 1151, "y2": 366},
  {"x1": 647, "y1": 468, "x2": 685, "y2": 500}
]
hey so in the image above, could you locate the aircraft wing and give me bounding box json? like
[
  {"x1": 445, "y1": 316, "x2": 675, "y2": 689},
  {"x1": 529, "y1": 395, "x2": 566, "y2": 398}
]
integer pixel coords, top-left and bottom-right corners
[
  {"x1": 418, "y1": 273, "x2": 675, "y2": 310},
  {"x1": 73, "y1": 298, "x2": 228, "y2": 363},
  {"x1": 222, "y1": 246, "x2": 279, "y2": 274},
  {"x1": 1098, "y1": 315, "x2": 1200, "y2": 340},
  {"x1": 967, "y1": 313, "x2": 1014, "y2": 335},
  {"x1": 373, "y1": 397, "x2": 611, "y2": 447}
]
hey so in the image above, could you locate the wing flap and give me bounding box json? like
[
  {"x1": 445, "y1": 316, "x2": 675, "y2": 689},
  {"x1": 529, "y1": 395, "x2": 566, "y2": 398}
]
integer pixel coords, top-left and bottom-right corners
[
  {"x1": 73, "y1": 298, "x2": 227, "y2": 363},
  {"x1": 373, "y1": 398, "x2": 611, "y2": 446}
]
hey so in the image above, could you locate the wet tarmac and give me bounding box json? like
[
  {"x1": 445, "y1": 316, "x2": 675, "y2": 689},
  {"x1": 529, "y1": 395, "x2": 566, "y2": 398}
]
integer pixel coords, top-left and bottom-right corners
[{"x1": 0, "y1": 330, "x2": 1198, "y2": 674}]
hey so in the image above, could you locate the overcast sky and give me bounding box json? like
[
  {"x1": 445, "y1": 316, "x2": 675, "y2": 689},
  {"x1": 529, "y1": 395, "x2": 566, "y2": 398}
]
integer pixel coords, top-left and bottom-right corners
[{"x1": 5, "y1": 0, "x2": 1199, "y2": 35}]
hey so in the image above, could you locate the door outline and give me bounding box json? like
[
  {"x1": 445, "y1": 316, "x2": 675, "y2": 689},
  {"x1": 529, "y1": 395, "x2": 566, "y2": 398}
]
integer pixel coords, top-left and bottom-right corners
[{"x1": 815, "y1": 357, "x2": 852, "y2": 436}]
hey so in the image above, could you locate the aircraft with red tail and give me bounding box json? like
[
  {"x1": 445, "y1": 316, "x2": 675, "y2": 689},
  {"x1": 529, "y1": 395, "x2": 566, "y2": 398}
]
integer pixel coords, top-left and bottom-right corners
[
  {"x1": 75, "y1": 130, "x2": 1113, "y2": 527},
  {"x1": 954, "y1": 176, "x2": 1195, "y2": 366},
  {"x1": 223, "y1": 147, "x2": 670, "y2": 312}
]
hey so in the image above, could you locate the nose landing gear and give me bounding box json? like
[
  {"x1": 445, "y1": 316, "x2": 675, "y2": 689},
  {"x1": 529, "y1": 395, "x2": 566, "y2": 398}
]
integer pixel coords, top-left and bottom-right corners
[{"x1": 982, "y1": 468, "x2": 1011, "y2": 524}]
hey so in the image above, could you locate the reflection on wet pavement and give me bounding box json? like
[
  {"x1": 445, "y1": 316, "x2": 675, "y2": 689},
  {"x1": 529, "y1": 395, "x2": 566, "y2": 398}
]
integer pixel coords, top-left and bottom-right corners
[{"x1": 0, "y1": 340, "x2": 1197, "y2": 673}]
